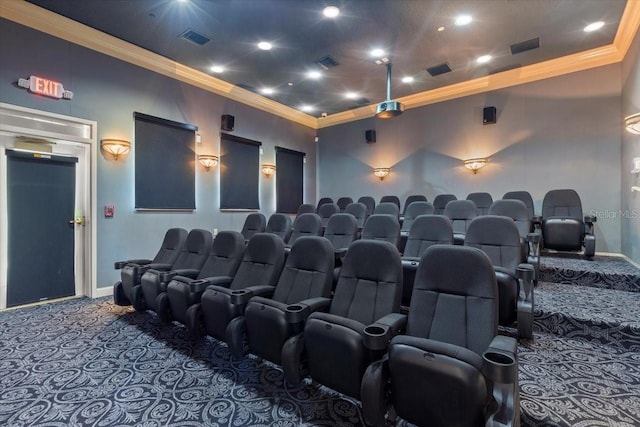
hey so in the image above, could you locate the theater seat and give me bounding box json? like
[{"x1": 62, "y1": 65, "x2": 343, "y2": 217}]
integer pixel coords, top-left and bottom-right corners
[
  {"x1": 541, "y1": 189, "x2": 596, "y2": 258},
  {"x1": 336, "y1": 197, "x2": 353, "y2": 212},
  {"x1": 113, "y1": 227, "x2": 187, "y2": 307},
  {"x1": 465, "y1": 216, "x2": 535, "y2": 339},
  {"x1": 228, "y1": 236, "x2": 335, "y2": 361},
  {"x1": 296, "y1": 203, "x2": 316, "y2": 216},
  {"x1": 401, "y1": 215, "x2": 453, "y2": 307},
  {"x1": 466, "y1": 192, "x2": 493, "y2": 216},
  {"x1": 200, "y1": 233, "x2": 285, "y2": 342},
  {"x1": 266, "y1": 213, "x2": 293, "y2": 242},
  {"x1": 503, "y1": 190, "x2": 538, "y2": 232},
  {"x1": 361, "y1": 245, "x2": 519, "y2": 427},
  {"x1": 139, "y1": 229, "x2": 213, "y2": 316},
  {"x1": 361, "y1": 214, "x2": 401, "y2": 248},
  {"x1": 399, "y1": 201, "x2": 434, "y2": 252},
  {"x1": 166, "y1": 231, "x2": 245, "y2": 334},
  {"x1": 287, "y1": 213, "x2": 323, "y2": 248},
  {"x1": 324, "y1": 213, "x2": 358, "y2": 255},
  {"x1": 318, "y1": 202, "x2": 340, "y2": 230},
  {"x1": 357, "y1": 196, "x2": 376, "y2": 217},
  {"x1": 316, "y1": 197, "x2": 334, "y2": 212},
  {"x1": 241, "y1": 213, "x2": 266, "y2": 242},
  {"x1": 373, "y1": 202, "x2": 400, "y2": 219},
  {"x1": 282, "y1": 240, "x2": 403, "y2": 399},
  {"x1": 380, "y1": 195, "x2": 401, "y2": 210},
  {"x1": 443, "y1": 199, "x2": 477, "y2": 245},
  {"x1": 432, "y1": 193, "x2": 457, "y2": 215},
  {"x1": 400, "y1": 194, "x2": 427, "y2": 221},
  {"x1": 344, "y1": 202, "x2": 368, "y2": 231}
]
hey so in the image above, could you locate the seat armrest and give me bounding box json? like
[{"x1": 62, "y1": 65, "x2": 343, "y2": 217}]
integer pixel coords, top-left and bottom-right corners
[
  {"x1": 516, "y1": 263, "x2": 535, "y2": 282},
  {"x1": 584, "y1": 214, "x2": 597, "y2": 225},
  {"x1": 285, "y1": 297, "x2": 331, "y2": 324},
  {"x1": 230, "y1": 285, "x2": 275, "y2": 305},
  {"x1": 115, "y1": 258, "x2": 151, "y2": 269},
  {"x1": 156, "y1": 270, "x2": 178, "y2": 283},
  {"x1": 334, "y1": 248, "x2": 348, "y2": 258},
  {"x1": 482, "y1": 335, "x2": 517, "y2": 384},
  {"x1": 146, "y1": 263, "x2": 173, "y2": 271},
  {"x1": 526, "y1": 232, "x2": 540, "y2": 244},
  {"x1": 363, "y1": 313, "x2": 408, "y2": 351},
  {"x1": 172, "y1": 269, "x2": 200, "y2": 279},
  {"x1": 130, "y1": 264, "x2": 152, "y2": 276},
  {"x1": 531, "y1": 215, "x2": 542, "y2": 226}
]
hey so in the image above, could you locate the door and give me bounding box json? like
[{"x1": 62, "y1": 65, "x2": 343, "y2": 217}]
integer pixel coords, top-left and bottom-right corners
[{"x1": 6, "y1": 149, "x2": 77, "y2": 307}]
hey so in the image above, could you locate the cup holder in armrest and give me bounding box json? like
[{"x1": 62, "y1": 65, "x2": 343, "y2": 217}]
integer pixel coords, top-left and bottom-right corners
[
  {"x1": 516, "y1": 264, "x2": 535, "y2": 281},
  {"x1": 230, "y1": 289, "x2": 251, "y2": 304},
  {"x1": 285, "y1": 304, "x2": 309, "y2": 323},
  {"x1": 189, "y1": 279, "x2": 209, "y2": 293},
  {"x1": 363, "y1": 325, "x2": 390, "y2": 351},
  {"x1": 158, "y1": 271, "x2": 176, "y2": 283},
  {"x1": 482, "y1": 351, "x2": 516, "y2": 384}
]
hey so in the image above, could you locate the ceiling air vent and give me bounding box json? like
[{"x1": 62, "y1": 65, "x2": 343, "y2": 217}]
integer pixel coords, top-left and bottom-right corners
[
  {"x1": 179, "y1": 29, "x2": 211, "y2": 46},
  {"x1": 510, "y1": 37, "x2": 540, "y2": 55},
  {"x1": 426, "y1": 63, "x2": 452, "y2": 77},
  {"x1": 316, "y1": 55, "x2": 340, "y2": 70}
]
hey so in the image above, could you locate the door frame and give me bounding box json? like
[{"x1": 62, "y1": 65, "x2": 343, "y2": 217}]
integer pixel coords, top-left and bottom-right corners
[{"x1": 0, "y1": 102, "x2": 97, "y2": 308}]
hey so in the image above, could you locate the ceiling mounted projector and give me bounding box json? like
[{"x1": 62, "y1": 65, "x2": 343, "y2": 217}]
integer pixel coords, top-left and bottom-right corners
[{"x1": 376, "y1": 63, "x2": 404, "y2": 118}]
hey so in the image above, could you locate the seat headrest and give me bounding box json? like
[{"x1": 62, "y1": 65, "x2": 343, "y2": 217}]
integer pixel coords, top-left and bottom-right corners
[
  {"x1": 243, "y1": 213, "x2": 266, "y2": 231},
  {"x1": 318, "y1": 203, "x2": 339, "y2": 217},
  {"x1": 409, "y1": 215, "x2": 453, "y2": 240},
  {"x1": 489, "y1": 199, "x2": 530, "y2": 222},
  {"x1": 362, "y1": 214, "x2": 400, "y2": 240},
  {"x1": 267, "y1": 213, "x2": 292, "y2": 232},
  {"x1": 212, "y1": 231, "x2": 245, "y2": 257},
  {"x1": 465, "y1": 216, "x2": 521, "y2": 247},
  {"x1": 433, "y1": 194, "x2": 457, "y2": 208},
  {"x1": 466, "y1": 192, "x2": 493, "y2": 208},
  {"x1": 287, "y1": 236, "x2": 335, "y2": 272},
  {"x1": 325, "y1": 213, "x2": 358, "y2": 234},
  {"x1": 341, "y1": 239, "x2": 401, "y2": 283},
  {"x1": 542, "y1": 189, "x2": 583, "y2": 219},
  {"x1": 162, "y1": 228, "x2": 188, "y2": 250},
  {"x1": 444, "y1": 199, "x2": 477, "y2": 219},
  {"x1": 374, "y1": 202, "x2": 400, "y2": 217},
  {"x1": 404, "y1": 201, "x2": 434, "y2": 219},
  {"x1": 184, "y1": 229, "x2": 213, "y2": 253},
  {"x1": 244, "y1": 233, "x2": 285, "y2": 263},
  {"x1": 344, "y1": 202, "x2": 366, "y2": 217}
]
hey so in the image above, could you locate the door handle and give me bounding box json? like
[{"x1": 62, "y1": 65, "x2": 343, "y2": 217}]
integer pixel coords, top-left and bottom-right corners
[{"x1": 69, "y1": 217, "x2": 85, "y2": 226}]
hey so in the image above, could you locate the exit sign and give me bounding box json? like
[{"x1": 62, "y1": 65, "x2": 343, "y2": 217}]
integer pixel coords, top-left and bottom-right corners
[{"x1": 17, "y1": 75, "x2": 73, "y2": 100}]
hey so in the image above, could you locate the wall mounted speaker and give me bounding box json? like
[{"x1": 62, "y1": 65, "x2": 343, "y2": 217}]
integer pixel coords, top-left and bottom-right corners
[
  {"x1": 221, "y1": 114, "x2": 235, "y2": 131},
  {"x1": 483, "y1": 107, "x2": 496, "y2": 125},
  {"x1": 365, "y1": 129, "x2": 376, "y2": 143}
]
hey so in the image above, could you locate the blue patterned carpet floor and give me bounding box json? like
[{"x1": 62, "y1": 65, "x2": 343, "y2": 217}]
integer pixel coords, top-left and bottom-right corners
[{"x1": 1, "y1": 254, "x2": 640, "y2": 426}]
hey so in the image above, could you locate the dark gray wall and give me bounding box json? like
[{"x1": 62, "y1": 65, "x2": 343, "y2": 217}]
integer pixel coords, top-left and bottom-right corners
[
  {"x1": 318, "y1": 65, "x2": 622, "y2": 253},
  {"x1": 0, "y1": 18, "x2": 316, "y2": 287},
  {"x1": 622, "y1": 25, "x2": 640, "y2": 264}
]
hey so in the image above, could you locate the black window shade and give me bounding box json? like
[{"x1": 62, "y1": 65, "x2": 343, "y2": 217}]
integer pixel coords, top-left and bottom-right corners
[
  {"x1": 276, "y1": 146, "x2": 304, "y2": 214},
  {"x1": 220, "y1": 133, "x2": 261, "y2": 210}
]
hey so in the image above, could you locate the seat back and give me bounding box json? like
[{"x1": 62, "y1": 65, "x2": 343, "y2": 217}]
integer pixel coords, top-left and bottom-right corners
[
  {"x1": 402, "y1": 195, "x2": 428, "y2": 216},
  {"x1": 241, "y1": 213, "x2": 266, "y2": 241},
  {"x1": 443, "y1": 200, "x2": 477, "y2": 236},
  {"x1": 331, "y1": 240, "x2": 402, "y2": 325},
  {"x1": 318, "y1": 203, "x2": 340, "y2": 227},
  {"x1": 489, "y1": 199, "x2": 531, "y2": 239},
  {"x1": 542, "y1": 189, "x2": 583, "y2": 219},
  {"x1": 357, "y1": 196, "x2": 376, "y2": 217},
  {"x1": 380, "y1": 195, "x2": 401, "y2": 209},
  {"x1": 230, "y1": 233, "x2": 285, "y2": 290},
  {"x1": 503, "y1": 191, "x2": 535, "y2": 218},
  {"x1": 466, "y1": 192, "x2": 493, "y2": 216},
  {"x1": 266, "y1": 213, "x2": 293, "y2": 242},
  {"x1": 197, "y1": 231, "x2": 245, "y2": 279},
  {"x1": 401, "y1": 201, "x2": 434, "y2": 233},
  {"x1": 408, "y1": 245, "x2": 498, "y2": 354},
  {"x1": 336, "y1": 197, "x2": 354, "y2": 212},
  {"x1": 273, "y1": 236, "x2": 335, "y2": 304},
  {"x1": 296, "y1": 203, "x2": 316, "y2": 215},
  {"x1": 373, "y1": 202, "x2": 400, "y2": 218},
  {"x1": 324, "y1": 213, "x2": 358, "y2": 250},
  {"x1": 362, "y1": 214, "x2": 401, "y2": 247},
  {"x1": 171, "y1": 229, "x2": 214, "y2": 270},
  {"x1": 432, "y1": 194, "x2": 457, "y2": 215},
  {"x1": 464, "y1": 216, "x2": 522, "y2": 271},
  {"x1": 344, "y1": 202, "x2": 368, "y2": 229},
  {"x1": 316, "y1": 197, "x2": 334, "y2": 212},
  {"x1": 152, "y1": 228, "x2": 189, "y2": 264},
  {"x1": 288, "y1": 213, "x2": 323, "y2": 246},
  {"x1": 404, "y1": 215, "x2": 453, "y2": 258}
]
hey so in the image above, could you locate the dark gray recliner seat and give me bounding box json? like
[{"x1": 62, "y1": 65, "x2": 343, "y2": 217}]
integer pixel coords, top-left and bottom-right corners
[
  {"x1": 282, "y1": 240, "x2": 404, "y2": 399},
  {"x1": 139, "y1": 229, "x2": 213, "y2": 316},
  {"x1": 287, "y1": 213, "x2": 323, "y2": 249},
  {"x1": 200, "y1": 233, "x2": 285, "y2": 342},
  {"x1": 318, "y1": 202, "x2": 340, "y2": 231},
  {"x1": 380, "y1": 195, "x2": 401, "y2": 210},
  {"x1": 316, "y1": 197, "x2": 334, "y2": 212},
  {"x1": 336, "y1": 197, "x2": 353, "y2": 212},
  {"x1": 241, "y1": 212, "x2": 266, "y2": 242},
  {"x1": 503, "y1": 190, "x2": 540, "y2": 233},
  {"x1": 113, "y1": 227, "x2": 187, "y2": 307},
  {"x1": 228, "y1": 236, "x2": 335, "y2": 361},
  {"x1": 361, "y1": 214, "x2": 401, "y2": 249},
  {"x1": 373, "y1": 202, "x2": 400, "y2": 219},
  {"x1": 443, "y1": 199, "x2": 477, "y2": 245},
  {"x1": 432, "y1": 193, "x2": 457, "y2": 215},
  {"x1": 296, "y1": 203, "x2": 316, "y2": 216},
  {"x1": 361, "y1": 245, "x2": 519, "y2": 427},
  {"x1": 400, "y1": 194, "x2": 427, "y2": 221},
  {"x1": 541, "y1": 189, "x2": 596, "y2": 258},
  {"x1": 266, "y1": 213, "x2": 293, "y2": 243},
  {"x1": 166, "y1": 230, "x2": 245, "y2": 334},
  {"x1": 467, "y1": 192, "x2": 494, "y2": 216},
  {"x1": 399, "y1": 201, "x2": 434, "y2": 252},
  {"x1": 401, "y1": 215, "x2": 453, "y2": 307},
  {"x1": 357, "y1": 196, "x2": 376, "y2": 217},
  {"x1": 344, "y1": 202, "x2": 368, "y2": 232},
  {"x1": 324, "y1": 213, "x2": 358, "y2": 257},
  {"x1": 464, "y1": 216, "x2": 535, "y2": 339}
]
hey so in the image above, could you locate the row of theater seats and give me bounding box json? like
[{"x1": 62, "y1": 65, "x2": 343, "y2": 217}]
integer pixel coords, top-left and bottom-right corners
[
  {"x1": 314, "y1": 189, "x2": 597, "y2": 259},
  {"x1": 113, "y1": 233, "x2": 519, "y2": 427}
]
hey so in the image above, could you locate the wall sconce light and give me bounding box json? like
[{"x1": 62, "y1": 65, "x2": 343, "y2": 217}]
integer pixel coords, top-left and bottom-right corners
[
  {"x1": 464, "y1": 158, "x2": 487, "y2": 174},
  {"x1": 261, "y1": 163, "x2": 276, "y2": 177},
  {"x1": 625, "y1": 113, "x2": 640, "y2": 134},
  {"x1": 373, "y1": 167, "x2": 390, "y2": 180},
  {"x1": 100, "y1": 138, "x2": 131, "y2": 161},
  {"x1": 198, "y1": 154, "x2": 218, "y2": 171},
  {"x1": 631, "y1": 157, "x2": 640, "y2": 174}
]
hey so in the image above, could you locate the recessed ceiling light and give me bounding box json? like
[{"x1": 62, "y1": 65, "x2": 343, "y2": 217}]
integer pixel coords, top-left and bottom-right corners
[
  {"x1": 257, "y1": 41, "x2": 272, "y2": 50},
  {"x1": 261, "y1": 88, "x2": 274, "y2": 95},
  {"x1": 323, "y1": 6, "x2": 340, "y2": 18},
  {"x1": 345, "y1": 92, "x2": 359, "y2": 99},
  {"x1": 401, "y1": 76, "x2": 414, "y2": 83},
  {"x1": 307, "y1": 70, "x2": 322, "y2": 79},
  {"x1": 300, "y1": 105, "x2": 314, "y2": 112},
  {"x1": 455, "y1": 14, "x2": 472, "y2": 26},
  {"x1": 584, "y1": 21, "x2": 605, "y2": 32},
  {"x1": 477, "y1": 54, "x2": 492, "y2": 64},
  {"x1": 437, "y1": 26, "x2": 445, "y2": 32},
  {"x1": 210, "y1": 65, "x2": 224, "y2": 73},
  {"x1": 370, "y1": 48, "x2": 386, "y2": 58},
  {"x1": 287, "y1": 82, "x2": 294, "y2": 86}
]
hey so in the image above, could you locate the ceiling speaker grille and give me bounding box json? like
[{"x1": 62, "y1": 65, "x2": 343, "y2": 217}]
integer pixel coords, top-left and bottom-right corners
[
  {"x1": 426, "y1": 63, "x2": 452, "y2": 77},
  {"x1": 316, "y1": 55, "x2": 340, "y2": 70},
  {"x1": 180, "y1": 29, "x2": 211, "y2": 46},
  {"x1": 510, "y1": 37, "x2": 540, "y2": 55}
]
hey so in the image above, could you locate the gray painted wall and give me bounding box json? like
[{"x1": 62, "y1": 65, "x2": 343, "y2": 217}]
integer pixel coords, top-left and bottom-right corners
[
  {"x1": 622, "y1": 25, "x2": 640, "y2": 264},
  {"x1": 0, "y1": 19, "x2": 316, "y2": 287},
  {"x1": 318, "y1": 65, "x2": 622, "y2": 253}
]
